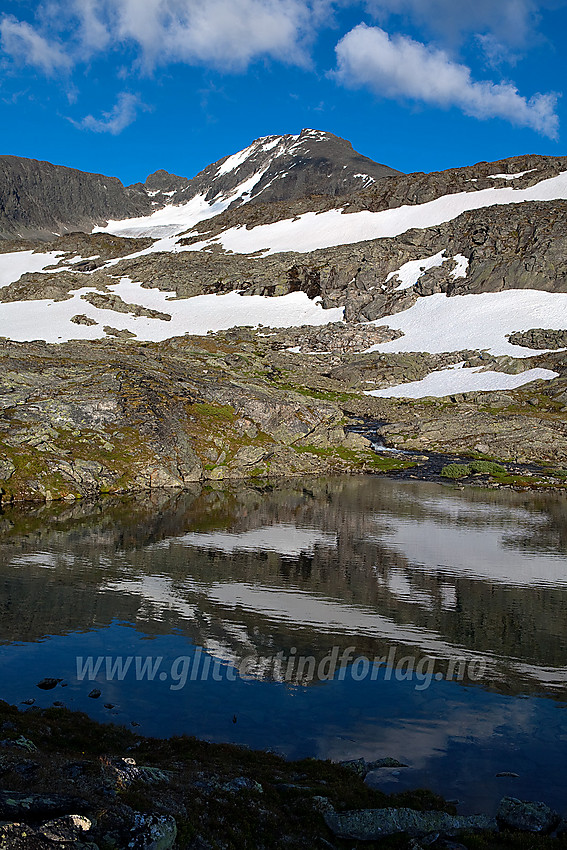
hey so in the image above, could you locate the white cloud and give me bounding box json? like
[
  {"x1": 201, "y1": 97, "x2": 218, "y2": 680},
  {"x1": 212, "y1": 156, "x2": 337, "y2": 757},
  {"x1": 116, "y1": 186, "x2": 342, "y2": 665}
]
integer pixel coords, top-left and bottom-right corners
[
  {"x1": 334, "y1": 24, "x2": 559, "y2": 138},
  {"x1": 123, "y1": 0, "x2": 313, "y2": 70},
  {"x1": 2, "y1": 0, "x2": 317, "y2": 73},
  {"x1": 72, "y1": 92, "x2": 146, "y2": 134},
  {"x1": 0, "y1": 15, "x2": 72, "y2": 74}
]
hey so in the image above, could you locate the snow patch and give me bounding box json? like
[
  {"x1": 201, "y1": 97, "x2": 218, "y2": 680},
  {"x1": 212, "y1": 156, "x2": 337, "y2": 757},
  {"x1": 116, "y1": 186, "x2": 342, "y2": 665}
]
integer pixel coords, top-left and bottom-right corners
[
  {"x1": 67, "y1": 254, "x2": 100, "y2": 265},
  {"x1": 387, "y1": 251, "x2": 446, "y2": 291},
  {"x1": 450, "y1": 254, "x2": 469, "y2": 280},
  {"x1": 488, "y1": 169, "x2": 536, "y2": 180},
  {"x1": 0, "y1": 280, "x2": 344, "y2": 344},
  {"x1": 366, "y1": 364, "x2": 558, "y2": 398},
  {"x1": 366, "y1": 289, "x2": 567, "y2": 357},
  {"x1": 0, "y1": 250, "x2": 63, "y2": 288},
  {"x1": 216, "y1": 142, "x2": 257, "y2": 176}
]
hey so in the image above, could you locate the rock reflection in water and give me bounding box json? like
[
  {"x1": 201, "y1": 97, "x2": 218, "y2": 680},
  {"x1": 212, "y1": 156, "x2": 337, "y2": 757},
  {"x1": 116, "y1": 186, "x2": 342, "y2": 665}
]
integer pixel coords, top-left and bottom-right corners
[{"x1": 0, "y1": 477, "x2": 566, "y2": 811}]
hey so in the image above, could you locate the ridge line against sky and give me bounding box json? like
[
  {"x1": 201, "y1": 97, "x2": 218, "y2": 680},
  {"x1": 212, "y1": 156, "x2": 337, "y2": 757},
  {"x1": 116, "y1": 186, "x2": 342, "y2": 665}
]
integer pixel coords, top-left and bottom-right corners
[{"x1": 0, "y1": 0, "x2": 566, "y2": 184}]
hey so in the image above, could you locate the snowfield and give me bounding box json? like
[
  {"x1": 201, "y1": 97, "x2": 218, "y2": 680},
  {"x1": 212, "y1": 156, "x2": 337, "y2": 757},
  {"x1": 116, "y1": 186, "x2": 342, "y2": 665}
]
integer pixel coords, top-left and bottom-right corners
[
  {"x1": 366, "y1": 364, "x2": 559, "y2": 399},
  {"x1": 0, "y1": 280, "x2": 344, "y2": 344},
  {"x1": 95, "y1": 168, "x2": 270, "y2": 239},
  {"x1": 366, "y1": 290, "x2": 567, "y2": 357}
]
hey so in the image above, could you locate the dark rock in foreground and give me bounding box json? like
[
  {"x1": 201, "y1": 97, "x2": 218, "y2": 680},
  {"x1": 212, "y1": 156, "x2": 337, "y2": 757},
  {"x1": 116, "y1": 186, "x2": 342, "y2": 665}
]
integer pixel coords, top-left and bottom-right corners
[
  {"x1": 0, "y1": 791, "x2": 90, "y2": 820},
  {"x1": 324, "y1": 807, "x2": 497, "y2": 840},
  {"x1": 497, "y1": 796, "x2": 561, "y2": 834}
]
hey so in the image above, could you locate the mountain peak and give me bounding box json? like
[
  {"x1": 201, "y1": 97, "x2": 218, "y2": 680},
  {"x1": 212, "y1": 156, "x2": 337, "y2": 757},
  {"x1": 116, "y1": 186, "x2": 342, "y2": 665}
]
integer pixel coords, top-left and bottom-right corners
[{"x1": 0, "y1": 131, "x2": 400, "y2": 240}]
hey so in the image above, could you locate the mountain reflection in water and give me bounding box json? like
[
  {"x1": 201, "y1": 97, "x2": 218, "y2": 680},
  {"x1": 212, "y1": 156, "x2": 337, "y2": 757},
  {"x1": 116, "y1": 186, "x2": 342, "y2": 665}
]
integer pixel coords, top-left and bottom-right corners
[{"x1": 0, "y1": 476, "x2": 566, "y2": 813}]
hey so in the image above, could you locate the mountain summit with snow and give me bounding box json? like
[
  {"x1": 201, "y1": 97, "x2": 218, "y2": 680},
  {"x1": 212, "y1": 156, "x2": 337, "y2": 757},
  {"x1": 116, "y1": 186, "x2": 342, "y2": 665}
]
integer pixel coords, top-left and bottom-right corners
[{"x1": 0, "y1": 129, "x2": 399, "y2": 241}]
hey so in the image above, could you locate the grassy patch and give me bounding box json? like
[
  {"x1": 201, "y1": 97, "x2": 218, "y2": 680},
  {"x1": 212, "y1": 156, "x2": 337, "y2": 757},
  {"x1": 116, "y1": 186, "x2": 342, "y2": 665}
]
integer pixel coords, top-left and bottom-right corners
[
  {"x1": 441, "y1": 461, "x2": 506, "y2": 480},
  {"x1": 190, "y1": 402, "x2": 237, "y2": 421}
]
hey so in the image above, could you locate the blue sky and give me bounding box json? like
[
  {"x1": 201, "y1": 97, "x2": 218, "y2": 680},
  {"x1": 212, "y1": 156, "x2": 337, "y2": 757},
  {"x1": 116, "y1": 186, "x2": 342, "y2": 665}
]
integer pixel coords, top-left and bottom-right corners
[{"x1": 0, "y1": 0, "x2": 566, "y2": 185}]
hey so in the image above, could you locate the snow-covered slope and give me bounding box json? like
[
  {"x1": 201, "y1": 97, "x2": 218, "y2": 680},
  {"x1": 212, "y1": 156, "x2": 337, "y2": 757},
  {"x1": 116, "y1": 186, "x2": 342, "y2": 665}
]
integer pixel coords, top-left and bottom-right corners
[
  {"x1": 1, "y1": 136, "x2": 566, "y2": 402},
  {"x1": 184, "y1": 170, "x2": 567, "y2": 256},
  {"x1": 0, "y1": 278, "x2": 343, "y2": 344},
  {"x1": 366, "y1": 364, "x2": 559, "y2": 398},
  {"x1": 0, "y1": 250, "x2": 62, "y2": 287}
]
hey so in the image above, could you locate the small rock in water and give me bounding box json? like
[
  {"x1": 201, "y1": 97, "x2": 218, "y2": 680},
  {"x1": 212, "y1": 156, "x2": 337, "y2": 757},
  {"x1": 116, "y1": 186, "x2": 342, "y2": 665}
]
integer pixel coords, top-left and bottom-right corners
[
  {"x1": 339, "y1": 756, "x2": 407, "y2": 777},
  {"x1": 104, "y1": 703, "x2": 115, "y2": 709},
  {"x1": 496, "y1": 796, "x2": 560, "y2": 834},
  {"x1": 37, "y1": 677, "x2": 62, "y2": 690},
  {"x1": 496, "y1": 771, "x2": 519, "y2": 778},
  {"x1": 368, "y1": 757, "x2": 408, "y2": 769},
  {"x1": 88, "y1": 688, "x2": 101, "y2": 699},
  {"x1": 20, "y1": 699, "x2": 35, "y2": 706}
]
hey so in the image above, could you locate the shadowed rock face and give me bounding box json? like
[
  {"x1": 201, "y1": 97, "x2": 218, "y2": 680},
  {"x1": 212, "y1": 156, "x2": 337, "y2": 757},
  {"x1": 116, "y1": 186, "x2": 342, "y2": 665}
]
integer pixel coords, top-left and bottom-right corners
[{"x1": 0, "y1": 156, "x2": 153, "y2": 241}]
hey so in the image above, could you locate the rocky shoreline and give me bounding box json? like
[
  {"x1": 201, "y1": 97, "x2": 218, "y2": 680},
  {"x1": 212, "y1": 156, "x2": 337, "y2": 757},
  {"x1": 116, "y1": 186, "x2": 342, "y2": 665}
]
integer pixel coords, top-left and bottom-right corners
[
  {"x1": 0, "y1": 323, "x2": 565, "y2": 505},
  {"x1": 0, "y1": 700, "x2": 564, "y2": 849}
]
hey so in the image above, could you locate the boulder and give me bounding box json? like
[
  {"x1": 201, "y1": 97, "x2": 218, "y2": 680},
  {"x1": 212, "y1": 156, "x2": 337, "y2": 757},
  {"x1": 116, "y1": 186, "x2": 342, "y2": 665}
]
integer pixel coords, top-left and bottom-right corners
[{"x1": 496, "y1": 796, "x2": 560, "y2": 834}]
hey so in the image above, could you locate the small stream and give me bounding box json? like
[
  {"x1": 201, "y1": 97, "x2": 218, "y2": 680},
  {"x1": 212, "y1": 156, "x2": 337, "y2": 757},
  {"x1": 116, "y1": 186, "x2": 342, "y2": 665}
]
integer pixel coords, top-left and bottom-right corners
[{"x1": 348, "y1": 416, "x2": 558, "y2": 483}]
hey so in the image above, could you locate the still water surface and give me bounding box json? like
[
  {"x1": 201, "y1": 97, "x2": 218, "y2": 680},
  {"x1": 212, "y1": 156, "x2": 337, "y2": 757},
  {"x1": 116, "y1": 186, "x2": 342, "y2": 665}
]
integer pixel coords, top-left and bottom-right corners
[{"x1": 0, "y1": 476, "x2": 566, "y2": 814}]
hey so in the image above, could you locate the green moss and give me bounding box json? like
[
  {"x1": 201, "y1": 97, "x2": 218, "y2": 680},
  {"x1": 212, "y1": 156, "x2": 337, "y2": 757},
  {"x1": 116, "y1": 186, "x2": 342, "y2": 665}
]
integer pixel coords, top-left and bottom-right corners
[
  {"x1": 441, "y1": 463, "x2": 472, "y2": 479},
  {"x1": 469, "y1": 460, "x2": 507, "y2": 475}
]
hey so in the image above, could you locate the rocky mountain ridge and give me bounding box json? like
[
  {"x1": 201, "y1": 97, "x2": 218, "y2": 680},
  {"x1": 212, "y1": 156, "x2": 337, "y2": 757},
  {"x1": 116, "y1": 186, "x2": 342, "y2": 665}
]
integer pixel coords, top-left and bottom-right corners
[{"x1": 0, "y1": 129, "x2": 399, "y2": 241}]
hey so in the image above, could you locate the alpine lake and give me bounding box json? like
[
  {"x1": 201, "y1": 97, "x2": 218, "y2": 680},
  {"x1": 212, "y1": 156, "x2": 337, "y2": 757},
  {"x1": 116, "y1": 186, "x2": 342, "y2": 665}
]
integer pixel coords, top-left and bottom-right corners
[{"x1": 0, "y1": 474, "x2": 566, "y2": 817}]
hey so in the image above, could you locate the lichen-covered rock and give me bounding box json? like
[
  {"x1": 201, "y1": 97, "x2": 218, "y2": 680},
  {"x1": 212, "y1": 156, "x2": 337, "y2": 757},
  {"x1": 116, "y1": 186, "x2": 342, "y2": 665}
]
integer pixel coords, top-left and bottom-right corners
[
  {"x1": 71, "y1": 315, "x2": 98, "y2": 327},
  {"x1": 0, "y1": 821, "x2": 98, "y2": 849},
  {"x1": 0, "y1": 457, "x2": 15, "y2": 480},
  {"x1": 102, "y1": 757, "x2": 171, "y2": 790}
]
